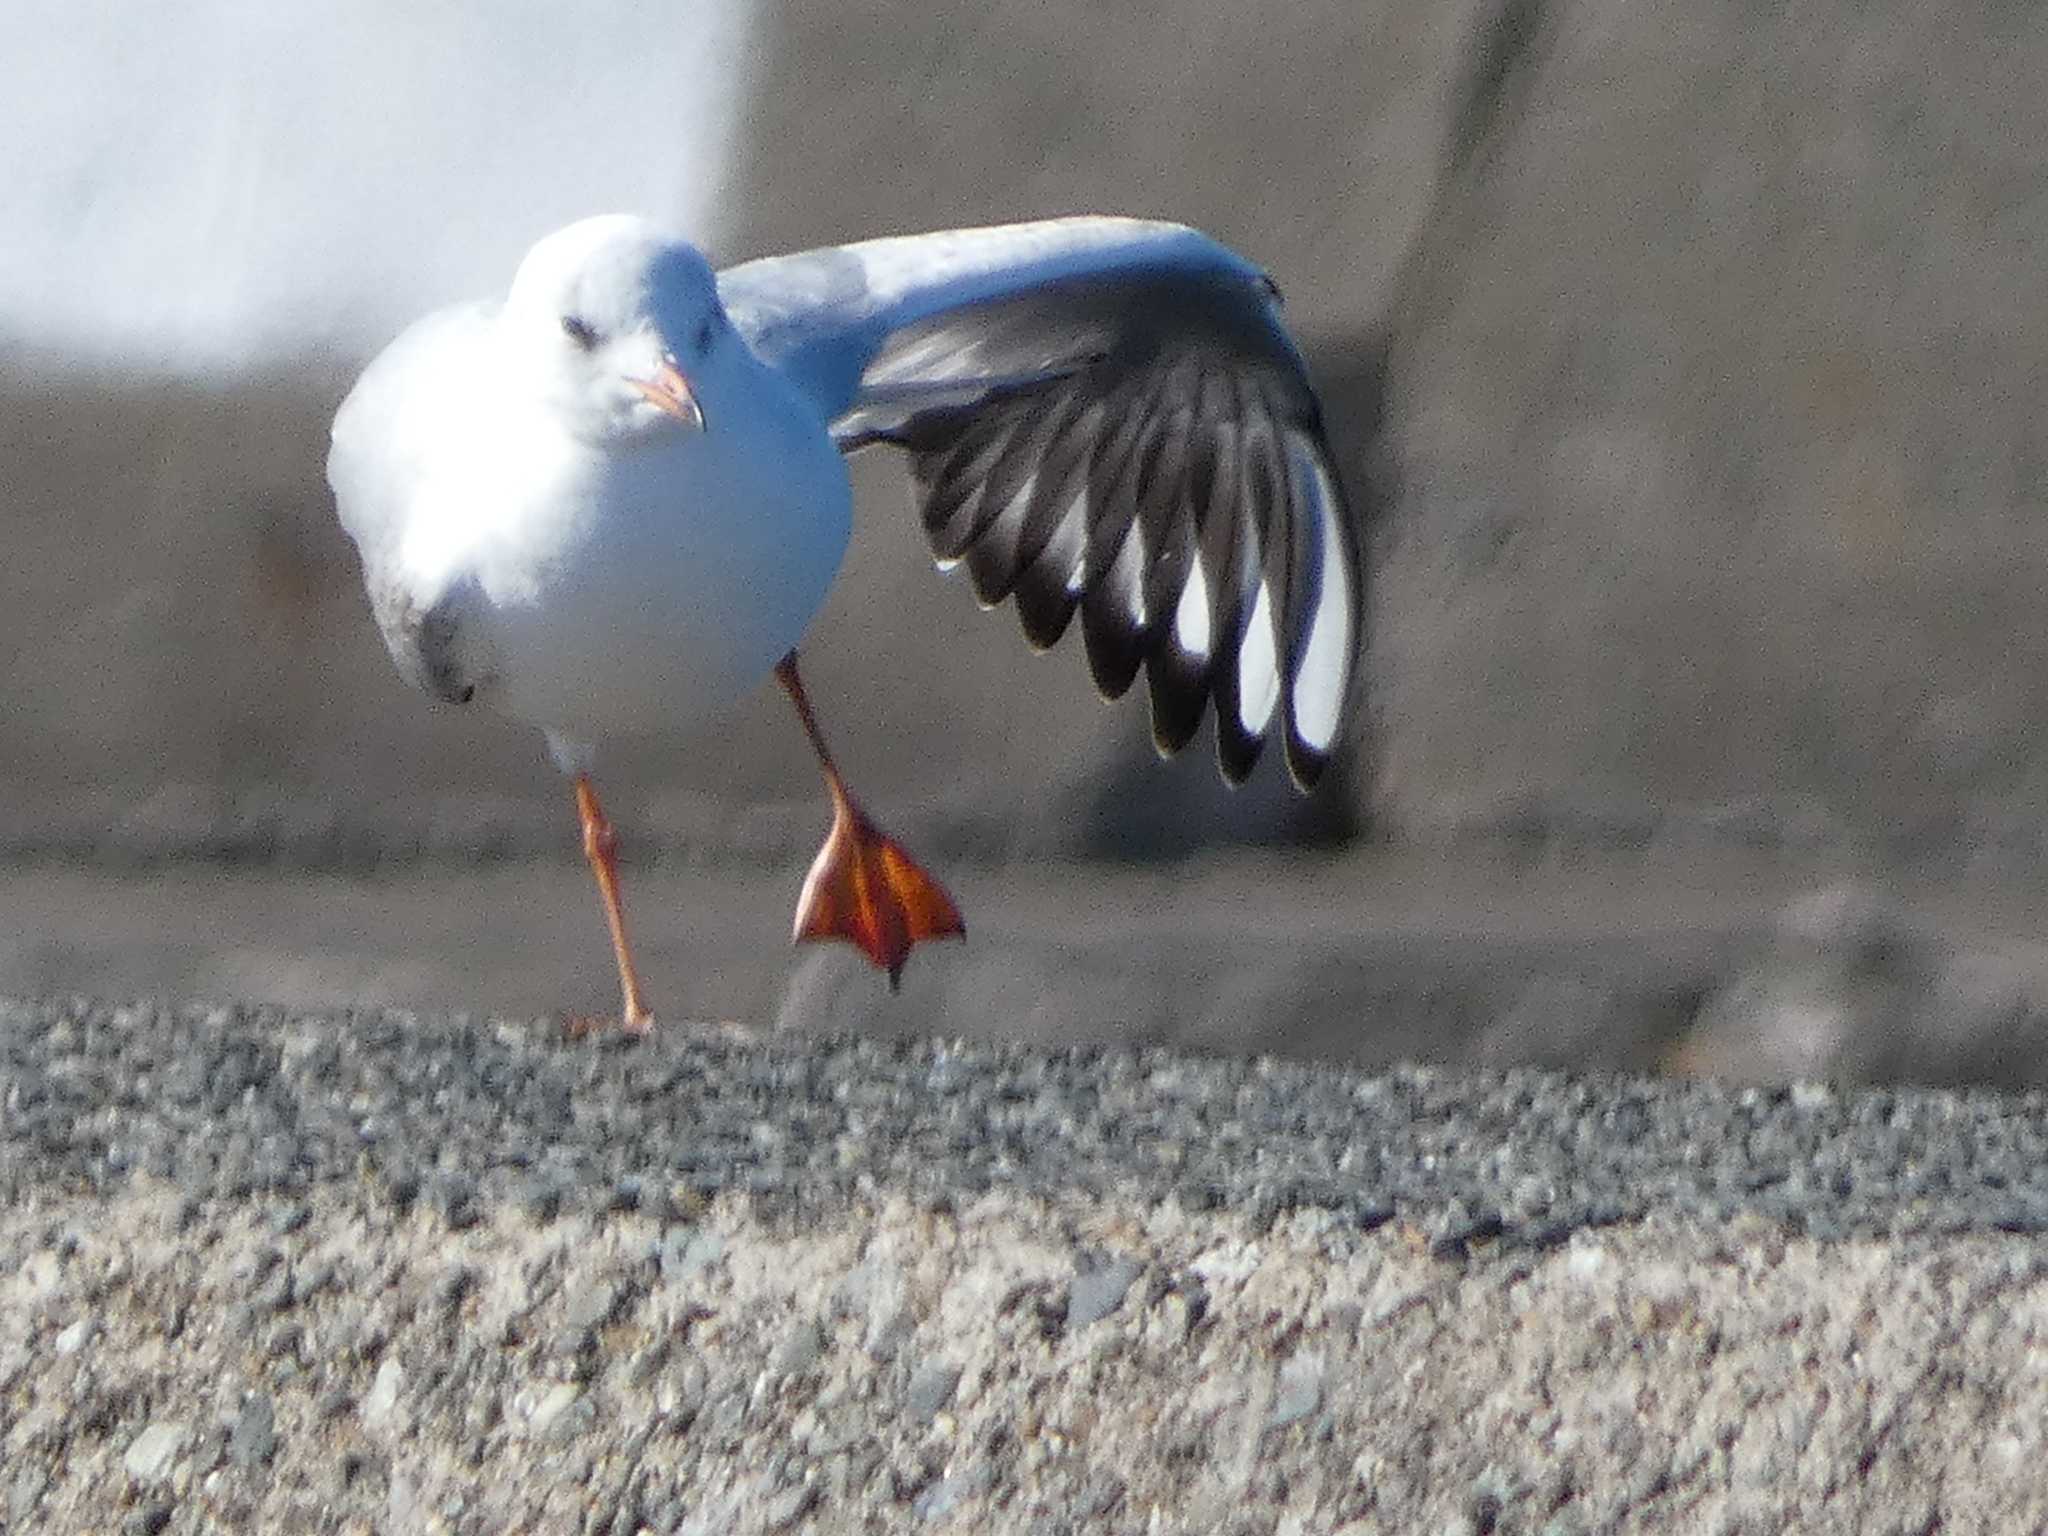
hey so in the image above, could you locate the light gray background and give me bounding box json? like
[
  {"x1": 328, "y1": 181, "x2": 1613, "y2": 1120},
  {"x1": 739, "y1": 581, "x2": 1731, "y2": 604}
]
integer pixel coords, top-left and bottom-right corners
[{"x1": 6, "y1": 0, "x2": 2048, "y2": 1080}]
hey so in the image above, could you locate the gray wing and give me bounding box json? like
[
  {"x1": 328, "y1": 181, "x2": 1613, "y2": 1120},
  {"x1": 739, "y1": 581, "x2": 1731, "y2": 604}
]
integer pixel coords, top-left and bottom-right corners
[
  {"x1": 326, "y1": 302, "x2": 496, "y2": 705},
  {"x1": 719, "y1": 217, "x2": 1358, "y2": 788}
]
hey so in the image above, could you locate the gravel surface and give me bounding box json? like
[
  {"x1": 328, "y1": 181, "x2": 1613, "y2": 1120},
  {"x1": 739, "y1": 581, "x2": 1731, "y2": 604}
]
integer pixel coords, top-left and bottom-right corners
[
  {"x1": 10, "y1": 995, "x2": 2048, "y2": 1243},
  {"x1": 6, "y1": 995, "x2": 2048, "y2": 1531}
]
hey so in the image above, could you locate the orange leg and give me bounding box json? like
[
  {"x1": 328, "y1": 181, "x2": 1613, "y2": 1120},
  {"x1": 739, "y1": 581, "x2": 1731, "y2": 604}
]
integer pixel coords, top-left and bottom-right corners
[
  {"x1": 573, "y1": 774, "x2": 654, "y2": 1036},
  {"x1": 776, "y1": 652, "x2": 965, "y2": 988}
]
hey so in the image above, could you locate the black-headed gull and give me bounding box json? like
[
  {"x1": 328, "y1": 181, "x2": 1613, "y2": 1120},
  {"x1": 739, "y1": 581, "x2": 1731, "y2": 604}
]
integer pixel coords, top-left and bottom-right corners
[{"x1": 328, "y1": 214, "x2": 1360, "y2": 1034}]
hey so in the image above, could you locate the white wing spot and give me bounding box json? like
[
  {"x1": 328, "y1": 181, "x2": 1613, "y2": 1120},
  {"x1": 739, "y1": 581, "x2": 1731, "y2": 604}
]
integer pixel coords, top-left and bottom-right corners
[
  {"x1": 973, "y1": 474, "x2": 1036, "y2": 602},
  {"x1": 1003, "y1": 474, "x2": 1037, "y2": 532},
  {"x1": 1174, "y1": 563, "x2": 1212, "y2": 659},
  {"x1": 1237, "y1": 579, "x2": 1280, "y2": 736},
  {"x1": 1108, "y1": 524, "x2": 1148, "y2": 630},
  {"x1": 1052, "y1": 486, "x2": 1090, "y2": 594},
  {"x1": 1290, "y1": 449, "x2": 1352, "y2": 754}
]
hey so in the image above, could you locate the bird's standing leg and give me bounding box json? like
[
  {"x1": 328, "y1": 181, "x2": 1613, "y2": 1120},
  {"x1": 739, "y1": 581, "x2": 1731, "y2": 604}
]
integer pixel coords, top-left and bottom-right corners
[
  {"x1": 572, "y1": 774, "x2": 655, "y2": 1036},
  {"x1": 775, "y1": 652, "x2": 964, "y2": 988}
]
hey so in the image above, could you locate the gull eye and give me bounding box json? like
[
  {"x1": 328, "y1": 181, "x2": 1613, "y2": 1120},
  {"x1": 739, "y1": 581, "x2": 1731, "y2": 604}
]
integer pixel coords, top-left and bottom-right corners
[{"x1": 560, "y1": 314, "x2": 599, "y2": 350}]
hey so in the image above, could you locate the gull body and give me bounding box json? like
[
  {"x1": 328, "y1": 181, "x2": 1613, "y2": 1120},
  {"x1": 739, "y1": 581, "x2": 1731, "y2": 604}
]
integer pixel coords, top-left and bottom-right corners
[
  {"x1": 330, "y1": 217, "x2": 851, "y2": 757},
  {"x1": 328, "y1": 212, "x2": 1363, "y2": 1027}
]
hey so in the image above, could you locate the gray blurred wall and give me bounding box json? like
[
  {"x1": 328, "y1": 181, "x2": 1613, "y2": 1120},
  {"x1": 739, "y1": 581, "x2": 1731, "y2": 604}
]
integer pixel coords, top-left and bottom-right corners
[{"x1": 6, "y1": 0, "x2": 2047, "y2": 865}]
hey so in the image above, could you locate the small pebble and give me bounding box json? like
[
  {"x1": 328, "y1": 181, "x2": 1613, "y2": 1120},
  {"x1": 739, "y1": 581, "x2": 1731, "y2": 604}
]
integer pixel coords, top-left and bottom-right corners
[
  {"x1": 904, "y1": 1361, "x2": 961, "y2": 1423},
  {"x1": 1267, "y1": 1353, "x2": 1323, "y2": 1431},
  {"x1": 765, "y1": 1482, "x2": 819, "y2": 1529},
  {"x1": 229, "y1": 1393, "x2": 277, "y2": 1469},
  {"x1": 363, "y1": 1359, "x2": 404, "y2": 1428},
  {"x1": 124, "y1": 1422, "x2": 188, "y2": 1483},
  {"x1": 912, "y1": 1463, "x2": 991, "y2": 1521},
  {"x1": 1066, "y1": 1254, "x2": 1144, "y2": 1330},
  {"x1": 773, "y1": 1319, "x2": 826, "y2": 1378},
  {"x1": 565, "y1": 1280, "x2": 621, "y2": 1332},
  {"x1": 528, "y1": 1382, "x2": 588, "y2": 1439}
]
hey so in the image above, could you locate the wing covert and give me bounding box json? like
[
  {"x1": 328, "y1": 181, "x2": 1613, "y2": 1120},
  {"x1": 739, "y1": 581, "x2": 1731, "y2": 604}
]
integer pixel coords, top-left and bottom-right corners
[{"x1": 719, "y1": 218, "x2": 1360, "y2": 788}]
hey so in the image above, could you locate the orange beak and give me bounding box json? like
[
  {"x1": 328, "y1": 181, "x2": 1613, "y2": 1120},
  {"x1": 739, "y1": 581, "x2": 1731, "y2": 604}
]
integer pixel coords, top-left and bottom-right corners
[{"x1": 633, "y1": 358, "x2": 705, "y2": 432}]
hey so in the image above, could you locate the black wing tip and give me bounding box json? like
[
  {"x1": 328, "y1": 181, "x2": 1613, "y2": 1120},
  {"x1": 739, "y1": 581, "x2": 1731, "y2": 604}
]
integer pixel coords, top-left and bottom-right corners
[
  {"x1": 1210, "y1": 670, "x2": 1267, "y2": 789},
  {"x1": 1281, "y1": 724, "x2": 1332, "y2": 794},
  {"x1": 1016, "y1": 594, "x2": 1078, "y2": 651},
  {"x1": 964, "y1": 541, "x2": 1021, "y2": 607},
  {"x1": 1277, "y1": 708, "x2": 1343, "y2": 794},
  {"x1": 1148, "y1": 710, "x2": 1205, "y2": 758},
  {"x1": 1011, "y1": 532, "x2": 1085, "y2": 652},
  {"x1": 1144, "y1": 651, "x2": 1210, "y2": 757},
  {"x1": 1205, "y1": 651, "x2": 1259, "y2": 790},
  {"x1": 1215, "y1": 722, "x2": 1265, "y2": 786},
  {"x1": 877, "y1": 254, "x2": 1360, "y2": 794},
  {"x1": 1081, "y1": 598, "x2": 1145, "y2": 700}
]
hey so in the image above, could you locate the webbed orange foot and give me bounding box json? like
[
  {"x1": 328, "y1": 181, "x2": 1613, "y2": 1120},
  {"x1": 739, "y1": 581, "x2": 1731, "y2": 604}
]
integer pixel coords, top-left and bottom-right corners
[{"x1": 793, "y1": 798, "x2": 965, "y2": 988}]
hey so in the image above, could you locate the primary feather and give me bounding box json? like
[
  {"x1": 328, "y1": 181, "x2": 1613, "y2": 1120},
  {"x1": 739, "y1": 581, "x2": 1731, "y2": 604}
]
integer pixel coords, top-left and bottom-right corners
[{"x1": 721, "y1": 215, "x2": 1362, "y2": 787}]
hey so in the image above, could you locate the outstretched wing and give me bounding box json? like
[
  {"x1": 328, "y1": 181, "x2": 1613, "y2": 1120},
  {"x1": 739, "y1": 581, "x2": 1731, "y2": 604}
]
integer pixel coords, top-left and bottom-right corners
[{"x1": 718, "y1": 217, "x2": 1359, "y2": 788}]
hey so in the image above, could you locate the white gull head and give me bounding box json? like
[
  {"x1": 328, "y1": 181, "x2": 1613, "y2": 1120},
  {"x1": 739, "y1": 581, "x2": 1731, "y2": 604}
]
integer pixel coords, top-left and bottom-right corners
[{"x1": 501, "y1": 214, "x2": 723, "y2": 444}]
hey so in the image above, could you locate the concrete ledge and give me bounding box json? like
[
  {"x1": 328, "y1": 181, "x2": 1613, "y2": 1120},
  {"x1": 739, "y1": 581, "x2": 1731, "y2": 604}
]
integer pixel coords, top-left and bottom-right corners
[
  {"x1": 4, "y1": 998, "x2": 2048, "y2": 1531},
  {"x1": 7, "y1": 1185, "x2": 2039, "y2": 1534}
]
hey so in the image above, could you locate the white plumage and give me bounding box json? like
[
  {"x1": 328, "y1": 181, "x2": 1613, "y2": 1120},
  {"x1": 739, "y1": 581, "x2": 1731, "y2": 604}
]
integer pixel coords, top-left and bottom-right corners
[
  {"x1": 330, "y1": 216, "x2": 851, "y2": 755},
  {"x1": 327, "y1": 212, "x2": 1364, "y2": 1023}
]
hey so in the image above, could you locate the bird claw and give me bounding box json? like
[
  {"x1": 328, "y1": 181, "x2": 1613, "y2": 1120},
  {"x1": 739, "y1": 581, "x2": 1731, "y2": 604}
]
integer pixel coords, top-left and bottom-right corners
[{"x1": 562, "y1": 1009, "x2": 654, "y2": 1042}]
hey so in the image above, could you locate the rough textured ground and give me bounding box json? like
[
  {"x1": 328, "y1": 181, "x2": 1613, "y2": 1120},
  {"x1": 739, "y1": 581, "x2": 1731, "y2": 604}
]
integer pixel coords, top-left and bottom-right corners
[
  {"x1": 6, "y1": 995, "x2": 2048, "y2": 1532},
  {"x1": 10, "y1": 1185, "x2": 2045, "y2": 1535}
]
